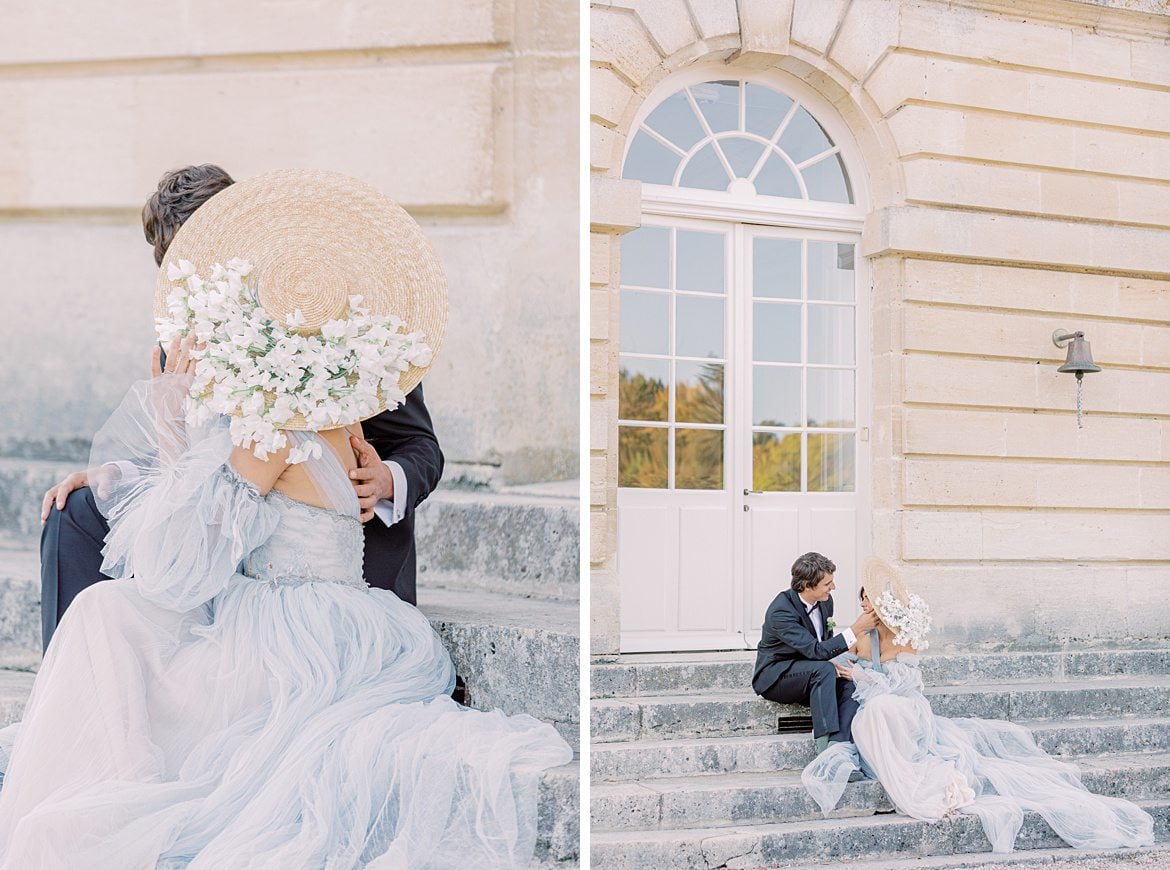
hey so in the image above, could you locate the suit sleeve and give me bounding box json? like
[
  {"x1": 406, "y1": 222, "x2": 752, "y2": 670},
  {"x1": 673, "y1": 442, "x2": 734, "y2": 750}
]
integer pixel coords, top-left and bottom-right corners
[
  {"x1": 360, "y1": 384, "x2": 443, "y2": 519},
  {"x1": 766, "y1": 601, "x2": 850, "y2": 661}
]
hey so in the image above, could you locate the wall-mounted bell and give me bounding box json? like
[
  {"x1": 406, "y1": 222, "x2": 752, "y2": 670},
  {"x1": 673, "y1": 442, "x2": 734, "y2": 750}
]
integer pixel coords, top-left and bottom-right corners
[
  {"x1": 1054, "y1": 331, "x2": 1101, "y2": 380},
  {"x1": 1052, "y1": 329, "x2": 1101, "y2": 429}
]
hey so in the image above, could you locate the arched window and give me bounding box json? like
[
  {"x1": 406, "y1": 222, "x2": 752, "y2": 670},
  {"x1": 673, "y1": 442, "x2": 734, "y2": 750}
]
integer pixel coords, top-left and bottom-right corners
[{"x1": 622, "y1": 78, "x2": 853, "y2": 204}]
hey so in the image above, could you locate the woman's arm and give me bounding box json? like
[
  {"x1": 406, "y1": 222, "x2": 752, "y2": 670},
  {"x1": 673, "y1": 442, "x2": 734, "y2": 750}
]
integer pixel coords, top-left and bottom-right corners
[{"x1": 229, "y1": 442, "x2": 291, "y2": 496}]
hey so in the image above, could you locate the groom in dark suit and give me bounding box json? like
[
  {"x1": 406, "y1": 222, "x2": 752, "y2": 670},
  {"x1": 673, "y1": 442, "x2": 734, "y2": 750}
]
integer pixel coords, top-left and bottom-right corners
[
  {"x1": 38, "y1": 164, "x2": 443, "y2": 649},
  {"x1": 753, "y1": 552, "x2": 879, "y2": 753}
]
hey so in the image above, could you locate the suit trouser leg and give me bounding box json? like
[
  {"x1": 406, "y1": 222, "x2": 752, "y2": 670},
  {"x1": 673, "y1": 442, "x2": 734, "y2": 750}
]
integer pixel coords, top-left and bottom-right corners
[
  {"x1": 40, "y1": 487, "x2": 111, "y2": 652},
  {"x1": 760, "y1": 660, "x2": 851, "y2": 740},
  {"x1": 836, "y1": 674, "x2": 860, "y2": 742}
]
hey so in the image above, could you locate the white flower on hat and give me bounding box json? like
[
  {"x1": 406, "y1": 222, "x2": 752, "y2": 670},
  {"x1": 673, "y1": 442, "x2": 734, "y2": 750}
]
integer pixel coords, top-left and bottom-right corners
[{"x1": 159, "y1": 258, "x2": 431, "y2": 463}]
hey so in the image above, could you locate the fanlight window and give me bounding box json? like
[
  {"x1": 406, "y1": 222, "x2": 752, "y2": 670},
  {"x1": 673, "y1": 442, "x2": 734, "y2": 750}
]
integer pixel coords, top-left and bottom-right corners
[{"x1": 623, "y1": 79, "x2": 853, "y2": 204}]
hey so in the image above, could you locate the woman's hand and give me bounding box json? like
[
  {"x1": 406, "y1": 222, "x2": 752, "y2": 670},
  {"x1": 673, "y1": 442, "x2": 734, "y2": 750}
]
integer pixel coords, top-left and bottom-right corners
[{"x1": 152, "y1": 334, "x2": 201, "y2": 378}]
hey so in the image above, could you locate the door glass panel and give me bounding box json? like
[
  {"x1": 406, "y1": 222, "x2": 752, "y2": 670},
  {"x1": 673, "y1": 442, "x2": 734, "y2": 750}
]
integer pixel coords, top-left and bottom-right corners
[
  {"x1": 721, "y1": 137, "x2": 765, "y2": 179},
  {"x1": 676, "y1": 231, "x2": 725, "y2": 293},
  {"x1": 690, "y1": 81, "x2": 739, "y2": 134},
  {"x1": 621, "y1": 226, "x2": 670, "y2": 288},
  {"x1": 753, "y1": 302, "x2": 800, "y2": 363},
  {"x1": 755, "y1": 152, "x2": 801, "y2": 199},
  {"x1": 752, "y1": 238, "x2": 801, "y2": 300},
  {"x1": 676, "y1": 295, "x2": 724, "y2": 358},
  {"x1": 619, "y1": 356, "x2": 669, "y2": 422},
  {"x1": 807, "y1": 304, "x2": 854, "y2": 365},
  {"x1": 623, "y1": 132, "x2": 682, "y2": 186},
  {"x1": 752, "y1": 365, "x2": 800, "y2": 427},
  {"x1": 803, "y1": 152, "x2": 853, "y2": 204},
  {"x1": 679, "y1": 142, "x2": 730, "y2": 191},
  {"x1": 778, "y1": 106, "x2": 834, "y2": 165},
  {"x1": 752, "y1": 432, "x2": 801, "y2": 492},
  {"x1": 808, "y1": 433, "x2": 855, "y2": 492},
  {"x1": 676, "y1": 428, "x2": 724, "y2": 490},
  {"x1": 620, "y1": 290, "x2": 669, "y2": 355},
  {"x1": 619, "y1": 426, "x2": 668, "y2": 488},
  {"x1": 643, "y1": 90, "x2": 706, "y2": 151},
  {"x1": 676, "y1": 361, "x2": 724, "y2": 424},
  {"x1": 745, "y1": 82, "x2": 794, "y2": 139},
  {"x1": 807, "y1": 241, "x2": 854, "y2": 301},
  {"x1": 806, "y1": 368, "x2": 854, "y2": 427}
]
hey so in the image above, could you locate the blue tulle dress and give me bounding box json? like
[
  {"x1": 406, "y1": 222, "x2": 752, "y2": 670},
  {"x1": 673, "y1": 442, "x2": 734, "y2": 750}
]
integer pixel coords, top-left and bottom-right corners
[{"x1": 0, "y1": 375, "x2": 571, "y2": 868}]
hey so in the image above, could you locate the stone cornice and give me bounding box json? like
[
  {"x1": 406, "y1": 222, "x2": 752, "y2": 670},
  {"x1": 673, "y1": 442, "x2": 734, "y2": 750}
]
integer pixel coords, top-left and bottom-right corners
[{"x1": 947, "y1": 0, "x2": 1170, "y2": 39}]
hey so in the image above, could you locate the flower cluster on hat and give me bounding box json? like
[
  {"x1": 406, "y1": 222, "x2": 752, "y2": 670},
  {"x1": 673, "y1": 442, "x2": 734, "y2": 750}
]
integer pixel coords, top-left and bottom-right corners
[
  {"x1": 872, "y1": 588, "x2": 932, "y2": 651},
  {"x1": 156, "y1": 258, "x2": 432, "y2": 463}
]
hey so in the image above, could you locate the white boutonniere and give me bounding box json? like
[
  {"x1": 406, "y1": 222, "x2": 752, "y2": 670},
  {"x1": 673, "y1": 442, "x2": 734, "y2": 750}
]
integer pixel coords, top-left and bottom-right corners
[{"x1": 825, "y1": 618, "x2": 837, "y2": 636}]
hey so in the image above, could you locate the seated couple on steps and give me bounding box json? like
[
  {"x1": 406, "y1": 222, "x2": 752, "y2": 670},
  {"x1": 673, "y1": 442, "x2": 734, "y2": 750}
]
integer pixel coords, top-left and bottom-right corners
[{"x1": 752, "y1": 551, "x2": 1153, "y2": 852}]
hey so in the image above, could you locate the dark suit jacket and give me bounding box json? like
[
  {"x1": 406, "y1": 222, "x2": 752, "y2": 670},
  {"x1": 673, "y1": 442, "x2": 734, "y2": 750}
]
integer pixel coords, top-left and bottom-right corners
[
  {"x1": 752, "y1": 588, "x2": 850, "y2": 696},
  {"x1": 356, "y1": 384, "x2": 443, "y2": 605}
]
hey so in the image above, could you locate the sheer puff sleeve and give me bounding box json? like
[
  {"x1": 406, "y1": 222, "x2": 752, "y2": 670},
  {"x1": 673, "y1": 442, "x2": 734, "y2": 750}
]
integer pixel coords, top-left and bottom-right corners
[{"x1": 88, "y1": 374, "x2": 280, "y2": 612}]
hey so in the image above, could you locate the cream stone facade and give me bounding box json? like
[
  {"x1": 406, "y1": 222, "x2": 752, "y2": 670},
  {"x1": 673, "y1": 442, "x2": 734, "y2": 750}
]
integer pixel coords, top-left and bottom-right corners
[
  {"x1": 590, "y1": 0, "x2": 1170, "y2": 654},
  {"x1": 0, "y1": 0, "x2": 579, "y2": 485}
]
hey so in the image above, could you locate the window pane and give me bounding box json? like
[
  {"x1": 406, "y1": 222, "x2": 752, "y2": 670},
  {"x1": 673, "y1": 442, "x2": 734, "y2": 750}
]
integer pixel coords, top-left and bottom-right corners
[
  {"x1": 755, "y1": 152, "x2": 801, "y2": 199},
  {"x1": 643, "y1": 90, "x2": 706, "y2": 151},
  {"x1": 689, "y1": 80, "x2": 739, "y2": 134},
  {"x1": 745, "y1": 83, "x2": 794, "y2": 139},
  {"x1": 803, "y1": 152, "x2": 853, "y2": 204},
  {"x1": 808, "y1": 433, "x2": 855, "y2": 492},
  {"x1": 752, "y1": 237, "x2": 801, "y2": 300},
  {"x1": 679, "y1": 142, "x2": 730, "y2": 191},
  {"x1": 676, "y1": 230, "x2": 725, "y2": 293},
  {"x1": 622, "y1": 131, "x2": 682, "y2": 186},
  {"x1": 778, "y1": 106, "x2": 834, "y2": 165},
  {"x1": 752, "y1": 365, "x2": 800, "y2": 427},
  {"x1": 619, "y1": 426, "x2": 668, "y2": 488},
  {"x1": 807, "y1": 305, "x2": 854, "y2": 365},
  {"x1": 677, "y1": 361, "x2": 724, "y2": 424},
  {"x1": 620, "y1": 290, "x2": 669, "y2": 355},
  {"x1": 807, "y1": 241, "x2": 855, "y2": 302},
  {"x1": 676, "y1": 429, "x2": 724, "y2": 490},
  {"x1": 676, "y1": 295, "x2": 724, "y2": 358},
  {"x1": 619, "y1": 357, "x2": 669, "y2": 422},
  {"x1": 620, "y1": 226, "x2": 670, "y2": 288},
  {"x1": 753, "y1": 302, "x2": 800, "y2": 363},
  {"x1": 806, "y1": 368, "x2": 854, "y2": 427},
  {"x1": 720, "y1": 136, "x2": 765, "y2": 179},
  {"x1": 753, "y1": 432, "x2": 801, "y2": 492}
]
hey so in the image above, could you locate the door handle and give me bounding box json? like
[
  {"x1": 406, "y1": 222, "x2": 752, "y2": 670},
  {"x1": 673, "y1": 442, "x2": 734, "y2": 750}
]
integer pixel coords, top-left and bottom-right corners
[{"x1": 744, "y1": 488, "x2": 763, "y2": 496}]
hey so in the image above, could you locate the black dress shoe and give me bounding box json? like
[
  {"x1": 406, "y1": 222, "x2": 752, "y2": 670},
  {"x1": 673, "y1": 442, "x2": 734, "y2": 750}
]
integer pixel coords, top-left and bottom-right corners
[{"x1": 848, "y1": 770, "x2": 872, "y2": 782}]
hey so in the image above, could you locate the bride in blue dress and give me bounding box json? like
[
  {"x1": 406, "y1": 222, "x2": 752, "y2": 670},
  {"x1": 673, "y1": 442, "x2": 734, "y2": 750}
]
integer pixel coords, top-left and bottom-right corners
[
  {"x1": 802, "y1": 562, "x2": 1153, "y2": 853},
  {"x1": 0, "y1": 170, "x2": 572, "y2": 868}
]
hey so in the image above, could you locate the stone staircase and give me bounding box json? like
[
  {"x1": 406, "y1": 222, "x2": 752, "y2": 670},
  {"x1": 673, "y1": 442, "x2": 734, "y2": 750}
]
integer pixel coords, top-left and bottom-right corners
[
  {"x1": 590, "y1": 648, "x2": 1170, "y2": 867},
  {"x1": 0, "y1": 457, "x2": 580, "y2": 866}
]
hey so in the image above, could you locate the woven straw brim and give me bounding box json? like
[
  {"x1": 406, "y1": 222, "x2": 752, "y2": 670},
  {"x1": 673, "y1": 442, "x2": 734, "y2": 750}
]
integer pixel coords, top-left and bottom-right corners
[
  {"x1": 862, "y1": 557, "x2": 910, "y2": 631},
  {"x1": 154, "y1": 168, "x2": 447, "y2": 429}
]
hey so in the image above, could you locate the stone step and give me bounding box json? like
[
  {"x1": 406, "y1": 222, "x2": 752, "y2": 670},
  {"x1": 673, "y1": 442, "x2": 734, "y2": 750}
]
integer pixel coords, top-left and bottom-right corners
[
  {"x1": 589, "y1": 798, "x2": 1170, "y2": 868},
  {"x1": 0, "y1": 457, "x2": 580, "y2": 602},
  {"x1": 0, "y1": 668, "x2": 578, "y2": 862},
  {"x1": 834, "y1": 843, "x2": 1170, "y2": 869},
  {"x1": 0, "y1": 547, "x2": 41, "y2": 669},
  {"x1": 591, "y1": 751, "x2": 1170, "y2": 832},
  {"x1": 592, "y1": 647, "x2": 1170, "y2": 698},
  {"x1": 591, "y1": 715, "x2": 1170, "y2": 781},
  {"x1": 591, "y1": 677, "x2": 1170, "y2": 743}
]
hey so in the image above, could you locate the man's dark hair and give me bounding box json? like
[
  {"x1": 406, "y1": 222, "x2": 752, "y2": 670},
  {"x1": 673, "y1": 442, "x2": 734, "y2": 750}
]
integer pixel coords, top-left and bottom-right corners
[
  {"x1": 790, "y1": 551, "x2": 836, "y2": 592},
  {"x1": 142, "y1": 164, "x2": 234, "y2": 265}
]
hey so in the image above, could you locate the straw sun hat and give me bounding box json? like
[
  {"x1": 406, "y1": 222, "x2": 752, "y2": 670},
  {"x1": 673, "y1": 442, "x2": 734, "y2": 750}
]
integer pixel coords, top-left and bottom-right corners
[
  {"x1": 154, "y1": 168, "x2": 448, "y2": 428},
  {"x1": 862, "y1": 557, "x2": 911, "y2": 632}
]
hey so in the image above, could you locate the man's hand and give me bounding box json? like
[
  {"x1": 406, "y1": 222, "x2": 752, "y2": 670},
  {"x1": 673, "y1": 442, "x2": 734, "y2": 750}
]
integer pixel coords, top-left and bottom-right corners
[
  {"x1": 41, "y1": 471, "x2": 88, "y2": 522},
  {"x1": 851, "y1": 609, "x2": 880, "y2": 635},
  {"x1": 834, "y1": 663, "x2": 854, "y2": 680},
  {"x1": 349, "y1": 434, "x2": 393, "y2": 523}
]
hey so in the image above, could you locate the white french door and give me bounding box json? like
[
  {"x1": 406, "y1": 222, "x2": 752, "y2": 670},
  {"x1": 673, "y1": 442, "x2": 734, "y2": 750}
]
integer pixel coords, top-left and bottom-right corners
[{"x1": 617, "y1": 215, "x2": 869, "y2": 652}]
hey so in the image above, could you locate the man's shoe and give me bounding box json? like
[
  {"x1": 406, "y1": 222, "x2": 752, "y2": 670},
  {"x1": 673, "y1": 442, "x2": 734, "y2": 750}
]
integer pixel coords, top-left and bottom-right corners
[
  {"x1": 814, "y1": 735, "x2": 830, "y2": 754},
  {"x1": 847, "y1": 769, "x2": 871, "y2": 782}
]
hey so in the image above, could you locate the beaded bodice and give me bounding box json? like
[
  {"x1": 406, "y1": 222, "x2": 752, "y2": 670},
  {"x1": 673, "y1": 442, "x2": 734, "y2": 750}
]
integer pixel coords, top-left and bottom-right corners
[{"x1": 238, "y1": 476, "x2": 366, "y2": 591}]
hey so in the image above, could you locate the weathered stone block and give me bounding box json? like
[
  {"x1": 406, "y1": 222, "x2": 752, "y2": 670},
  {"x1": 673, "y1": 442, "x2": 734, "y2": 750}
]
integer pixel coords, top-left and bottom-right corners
[
  {"x1": 590, "y1": 5, "x2": 665, "y2": 85},
  {"x1": 790, "y1": 0, "x2": 848, "y2": 54}
]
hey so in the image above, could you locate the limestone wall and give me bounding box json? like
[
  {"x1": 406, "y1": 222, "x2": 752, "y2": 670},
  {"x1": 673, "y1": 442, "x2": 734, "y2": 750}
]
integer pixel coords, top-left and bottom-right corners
[
  {"x1": 0, "y1": 0, "x2": 579, "y2": 485},
  {"x1": 590, "y1": 0, "x2": 1170, "y2": 652}
]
